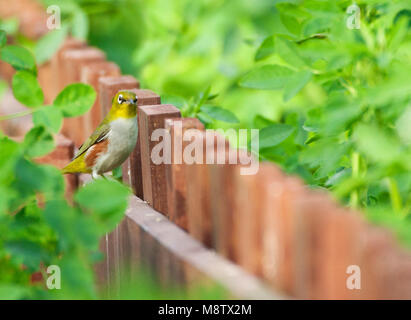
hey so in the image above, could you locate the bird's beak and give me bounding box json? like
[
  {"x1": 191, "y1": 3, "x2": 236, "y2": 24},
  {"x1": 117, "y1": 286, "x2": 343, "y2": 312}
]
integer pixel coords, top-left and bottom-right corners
[{"x1": 128, "y1": 99, "x2": 135, "y2": 104}]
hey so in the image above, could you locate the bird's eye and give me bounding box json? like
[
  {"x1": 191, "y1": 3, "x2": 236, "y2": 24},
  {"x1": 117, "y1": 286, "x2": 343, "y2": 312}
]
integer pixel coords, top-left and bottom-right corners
[
  {"x1": 117, "y1": 94, "x2": 123, "y2": 104},
  {"x1": 133, "y1": 97, "x2": 138, "y2": 104}
]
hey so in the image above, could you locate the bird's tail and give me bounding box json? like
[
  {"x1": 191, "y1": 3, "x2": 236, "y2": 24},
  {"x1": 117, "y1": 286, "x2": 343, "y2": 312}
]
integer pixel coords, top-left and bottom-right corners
[
  {"x1": 61, "y1": 153, "x2": 90, "y2": 174},
  {"x1": 61, "y1": 166, "x2": 75, "y2": 174}
]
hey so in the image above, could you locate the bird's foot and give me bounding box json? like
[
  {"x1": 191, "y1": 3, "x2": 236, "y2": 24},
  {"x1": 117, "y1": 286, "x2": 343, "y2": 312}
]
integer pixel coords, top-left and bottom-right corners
[{"x1": 92, "y1": 171, "x2": 99, "y2": 180}]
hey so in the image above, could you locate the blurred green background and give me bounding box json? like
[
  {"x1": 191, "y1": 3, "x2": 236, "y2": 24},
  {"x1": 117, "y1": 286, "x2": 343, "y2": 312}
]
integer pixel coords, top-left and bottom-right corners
[
  {"x1": 2, "y1": 0, "x2": 411, "y2": 299},
  {"x1": 43, "y1": 0, "x2": 286, "y2": 125},
  {"x1": 43, "y1": 0, "x2": 411, "y2": 238}
]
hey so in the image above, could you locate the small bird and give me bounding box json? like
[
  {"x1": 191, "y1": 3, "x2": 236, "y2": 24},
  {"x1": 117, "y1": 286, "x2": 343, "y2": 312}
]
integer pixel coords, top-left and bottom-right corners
[{"x1": 62, "y1": 90, "x2": 138, "y2": 179}]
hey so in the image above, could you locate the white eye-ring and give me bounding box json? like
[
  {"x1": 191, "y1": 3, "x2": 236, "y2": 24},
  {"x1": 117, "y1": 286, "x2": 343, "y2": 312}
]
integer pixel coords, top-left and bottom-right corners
[{"x1": 117, "y1": 94, "x2": 123, "y2": 104}]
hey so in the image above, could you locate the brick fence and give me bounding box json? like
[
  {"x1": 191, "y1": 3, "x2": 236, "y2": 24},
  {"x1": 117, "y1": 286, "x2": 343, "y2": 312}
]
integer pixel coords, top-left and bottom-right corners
[{"x1": 2, "y1": 0, "x2": 411, "y2": 299}]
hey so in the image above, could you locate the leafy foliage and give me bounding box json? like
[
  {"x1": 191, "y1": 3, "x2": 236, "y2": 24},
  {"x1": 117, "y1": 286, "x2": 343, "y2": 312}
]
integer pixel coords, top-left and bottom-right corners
[
  {"x1": 72, "y1": 0, "x2": 411, "y2": 243},
  {"x1": 0, "y1": 45, "x2": 36, "y2": 73},
  {"x1": 0, "y1": 37, "x2": 127, "y2": 299},
  {"x1": 35, "y1": 27, "x2": 68, "y2": 65},
  {"x1": 53, "y1": 83, "x2": 96, "y2": 118},
  {"x1": 12, "y1": 70, "x2": 44, "y2": 107},
  {"x1": 1, "y1": 0, "x2": 410, "y2": 298},
  {"x1": 239, "y1": 0, "x2": 411, "y2": 241}
]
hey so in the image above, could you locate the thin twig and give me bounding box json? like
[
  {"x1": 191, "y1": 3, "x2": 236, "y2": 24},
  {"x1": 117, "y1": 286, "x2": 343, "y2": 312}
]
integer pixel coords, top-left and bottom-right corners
[{"x1": 0, "y1": 109, "x2": 35, "y2": 121}]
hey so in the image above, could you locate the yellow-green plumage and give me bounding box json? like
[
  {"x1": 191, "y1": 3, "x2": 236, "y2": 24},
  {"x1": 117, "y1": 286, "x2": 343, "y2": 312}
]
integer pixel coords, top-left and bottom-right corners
[
  {"x1": 61, "y1": 153, "x2": 91, "y2": 174},
  {"x1": 62, "y1": 90, "x2": 138, "y2": 178}
]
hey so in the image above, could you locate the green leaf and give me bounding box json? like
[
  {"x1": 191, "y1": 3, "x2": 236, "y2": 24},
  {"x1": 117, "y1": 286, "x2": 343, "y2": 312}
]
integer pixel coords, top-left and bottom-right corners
[
  {"x1": 32, "y1": 107, "x2": 63, "y2": 133},
  {"x1": 112, "y1": 166, "x2": 123, "y2": 180},
  {"x1": 12, "y1": 71, "x2": 44, "y2": 107},
  {"x1": 57, "y1": 254, "x2": 96, "y2": 299},
  {"x1": 44, "y1": 199, "x2": 100, "y2": 253},
  {"x1": 325, "y1": 168, "x2": 351, "y2": 187},
  {"x1": 15, "y1": 158, "x2": 49, "y2": 192},
  {"x1": 354, "y1": 124, "x2": 401, "y2": 165},
  {"x1": 195, "y1": 85, "x2": 212, "y2": 112},
  {"x1": 283, "y1": 70, "x2": 312, "y2": 102},
  {"x1": 275, "y1": 37, "x2": 307, "y2": 68},
  {"x1": 197, "y1": 112, "x2": 214, "y2": 125},
  {"x1": 388, "y1": 16, "x2": 408, "y2": 50},
  {"x1": 43, "y1": 200, "x2": 79, "y2": 250},
  {"x1": 0, "y1": 285, "x2": 29, "y2": 300},
  {"x1": 0, "y1": 79, "x2": 7, "y2": 100},
  {"x1": 239, "y1": 65, "x2": 294, "y2": 90},
  {"x1": 71, "y1": 9, "x2": 89, "y2": 40},
  {"x1": 322, "y1": 98, "x2": 361, "y2": 135},
  {"x1": 53, "y1": 83, "x2": 96, "y2": 117},
  {"x1": 302, "y1": 17, "x2": 332, "y2": 38},
  {"x1": 43, "y1": 199, "x2": 74, "y2": 235},
  {"x1": 259, "y1": 124, "x2": 295, "y2": 149},
  {"x1": 23, "y1": 126, "x2": 54, "y2": 158},
  {"x1": 35, "y1": 27, "x2": 67, "y2": 65},
  {"x1": 253, "y1": 114, "x2": 275, "y2": 129},
  {"x1": 161, "y1": 94, "x2": 186, "y2": 110},
  {"x1": 255, "y1": 36, "x2": 275, "y2": 61},
  {"x1": 5, "y1": 240, "x2": 49, "y2": 270},
  {"x1": 75, "y1": 179, "x2": 129, "y2": 216},
  {"x1": 40, "y1": 164, "x2": 65, "y2": 197},
  {"x1": 75, "y1": 179, "x2": 130, "y2": 232},
  {"x1": 0, "y1": 18, "x2": 18, "y2": 35},
  {"x1": 0, "y1": 137, "x2": 20, "y2": 185},
  {"x1": 0, "y1": 30, "x2": 6, "y2": 47},
  {"x1": 0, "y1": 45, "x2": 36, "y2": 73},
  {"x1": 279, "y1": 12, "x2": 301, "y2": 37},
  {"x1": 300, "y1": 138, "x2": 348, "y2": 178},
  {"x1": 200, "y1": 105, "x2": 239, "y2": 123},
  {"x1": 396, "y1": 107, "x2": 411, "y2": 145}
]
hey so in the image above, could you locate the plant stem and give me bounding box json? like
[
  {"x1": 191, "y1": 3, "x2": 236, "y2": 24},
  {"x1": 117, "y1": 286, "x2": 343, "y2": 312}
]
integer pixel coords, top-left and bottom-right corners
[
  {"x1": 387, "y1": 177, "x2": 403, "y2": 214},
  {"x1": 0, "y1": 109, "x2": 35, "y2": 121},
  {"x1": 349, "y1": 151, "x2": 360, "y2": 208},
  {"x1": 0, "y1": 106, "x2": 46, "y2": 121}
]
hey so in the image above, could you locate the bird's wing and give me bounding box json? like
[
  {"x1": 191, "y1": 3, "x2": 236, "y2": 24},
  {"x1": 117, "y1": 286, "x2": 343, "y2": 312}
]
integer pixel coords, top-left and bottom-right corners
[{"x1": 73, "y1": 122, "x2": 111, "y2": 160}]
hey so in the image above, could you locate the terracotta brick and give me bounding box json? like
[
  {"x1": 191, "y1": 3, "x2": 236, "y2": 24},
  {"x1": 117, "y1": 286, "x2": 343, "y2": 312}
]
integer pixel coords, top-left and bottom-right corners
[
  {"x1": 232, "y1": 161, "x2": 265, "y2": 275},
  {"x1": 61, "y1": 47, "x2": 106, "y2": 85},
  {"x1": 0, "y1": 0, "x2": 48, "y2": 40},
  {"x1": 258, "y1": 163, "x2": 286, "y2": 286},
  {"x1": 51, "y1": 38, "x2": 86, "y2": 100},
  {"x1": 259, "y1": 173, "x2": 307, "y2": 296},
  {"x1": 35, "y1": 134, "x2": 78, "y2": 199},
  {"x1": 0, "y1": 60, "x2": 15, "y2": 82},
  {"x1": 209, "y1": 146, "x2": 248, "y2": 260},
  {"x1": 375, "y1": 246, "x2": 411, "y2": 299},
  {"x1": 186, "y1": 131, "x2": 228, "y2": 248},
  {"x1": 164, "y1": 117, "x2": 204, "y2": 230},
  {"x1": 290, "y1": 189, "x2": 402, "y2": 299},
  {"x1": 38, "y1": 39, "x2": 82, "y2": 105},
  {"x1": 138, "y1": 104, "x2": 181, "y2": 214},
  {"x1": 60, "y1": 47, "x2": 106, "y2": 147},
  {"x1": 98, "y1": 75, "x2": 140, "y2": 115},
  {"x1": 184, "y1": 131, "x2": 210, "y2": 246},
  {"x1": 126, "y1": 89, "x2": 161, "y2": 198},
  {"x1": 319, "y1": 208, "x2": 368, "y2": 299},
  {"x1": 358, "y1": 226, "x2": 398, "y2": 299},
  {"x1": 38, "y1": 62, "x2": 53, "y2": 104},
  {"x1": 292, "y1": 191, "x2": 339, "y2": 299},
  {"x1": 95, "y1": 233, "x2": 108, "y2": 295},
  {"x1": 80, "y1": 61, "x2": 121, "y2": 137}
]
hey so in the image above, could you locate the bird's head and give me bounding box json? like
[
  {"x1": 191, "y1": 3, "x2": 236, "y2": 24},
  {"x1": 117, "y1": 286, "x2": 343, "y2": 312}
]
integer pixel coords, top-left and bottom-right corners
[{"x1": 109, "y1": 91, "x2": 138, "y2": 120}]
